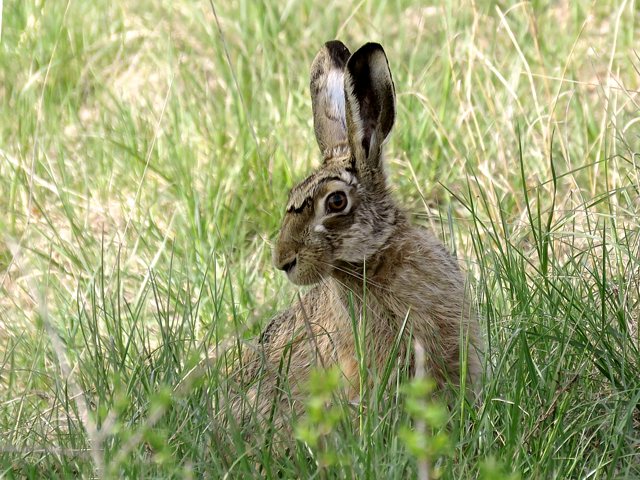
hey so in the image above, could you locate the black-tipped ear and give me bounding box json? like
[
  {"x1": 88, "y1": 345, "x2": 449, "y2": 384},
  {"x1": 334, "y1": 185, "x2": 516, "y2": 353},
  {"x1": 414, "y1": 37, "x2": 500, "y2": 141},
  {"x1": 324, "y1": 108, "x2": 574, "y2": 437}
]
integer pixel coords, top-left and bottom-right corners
[
  {"x1": 344, "y1": 43, "x2": 396, "y2": 173},
  {"x1": 310, "y1": 40, "x2": 352, "y2": 161}
]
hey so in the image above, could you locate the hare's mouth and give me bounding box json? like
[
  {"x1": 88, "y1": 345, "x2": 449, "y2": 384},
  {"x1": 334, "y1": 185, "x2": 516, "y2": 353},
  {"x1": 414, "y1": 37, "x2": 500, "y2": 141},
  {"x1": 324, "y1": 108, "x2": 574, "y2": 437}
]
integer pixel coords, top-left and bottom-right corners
[
  {"x1": 280, "y1": 258, "x2": 297, "y2": 274},
  {"x1": 283, "y1": 258, "x2": 302, "y2": 284},
  {"x1": 285, "y1": 260, "x2": 328, "y2": 286}
]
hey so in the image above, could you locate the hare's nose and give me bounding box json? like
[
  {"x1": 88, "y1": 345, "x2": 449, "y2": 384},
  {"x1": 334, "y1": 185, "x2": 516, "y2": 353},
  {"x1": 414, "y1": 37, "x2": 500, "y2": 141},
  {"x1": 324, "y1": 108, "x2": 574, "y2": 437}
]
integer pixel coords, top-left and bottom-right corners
[{"x1": 276, "y1": 257, "x2": 297, "y2": 273}]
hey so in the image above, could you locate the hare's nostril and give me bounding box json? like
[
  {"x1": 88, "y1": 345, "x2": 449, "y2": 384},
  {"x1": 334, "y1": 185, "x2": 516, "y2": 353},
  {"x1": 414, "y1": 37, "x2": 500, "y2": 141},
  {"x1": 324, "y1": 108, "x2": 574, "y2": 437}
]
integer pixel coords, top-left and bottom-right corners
[{"x1": 279, "y1": 258, "x2": 297, "y2": 273}]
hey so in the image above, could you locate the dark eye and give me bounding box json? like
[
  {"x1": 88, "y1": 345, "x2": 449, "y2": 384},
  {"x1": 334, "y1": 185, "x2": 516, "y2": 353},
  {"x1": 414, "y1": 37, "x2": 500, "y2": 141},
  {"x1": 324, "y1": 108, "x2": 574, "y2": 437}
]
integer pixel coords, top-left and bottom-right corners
[{"x1": 325, "y1": 191, "x2": 348, "y2": 213}]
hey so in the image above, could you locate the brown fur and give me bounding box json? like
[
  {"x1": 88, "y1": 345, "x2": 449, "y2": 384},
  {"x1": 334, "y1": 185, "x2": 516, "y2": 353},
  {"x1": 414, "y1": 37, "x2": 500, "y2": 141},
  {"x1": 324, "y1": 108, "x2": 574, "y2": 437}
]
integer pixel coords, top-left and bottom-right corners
[{"x1": 230, "y1": 41, "x2": 482, "y2": 427}]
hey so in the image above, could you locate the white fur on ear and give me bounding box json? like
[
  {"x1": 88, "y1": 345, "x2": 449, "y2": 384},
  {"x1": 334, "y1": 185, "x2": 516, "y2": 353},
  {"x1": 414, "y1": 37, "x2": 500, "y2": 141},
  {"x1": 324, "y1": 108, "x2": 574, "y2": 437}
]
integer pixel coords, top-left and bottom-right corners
[
  {"x1": 325, "y1": 70, "x2": 346, "y2": 130},
  {"x1": 367, "y1": 130, "x2": 378, "y2": 161},
  {"x1": 310, "y1": 41, "x2": 352, "y2": 160}
]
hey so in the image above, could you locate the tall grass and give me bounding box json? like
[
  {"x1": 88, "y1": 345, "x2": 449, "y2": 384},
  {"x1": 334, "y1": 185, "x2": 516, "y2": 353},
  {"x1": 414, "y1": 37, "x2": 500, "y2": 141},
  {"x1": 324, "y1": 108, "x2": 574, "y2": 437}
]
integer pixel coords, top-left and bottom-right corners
[{"x1": 1, "y1": 0, "x2": 638, "y2": 478}]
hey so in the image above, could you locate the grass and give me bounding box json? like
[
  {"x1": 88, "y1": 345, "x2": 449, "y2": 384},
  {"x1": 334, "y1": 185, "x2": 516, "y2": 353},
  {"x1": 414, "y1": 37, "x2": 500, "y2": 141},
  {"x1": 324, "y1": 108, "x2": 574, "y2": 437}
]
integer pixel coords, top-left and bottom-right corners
[{"x1": 1, "y1": 0, "x2": 639, "y2": 477}]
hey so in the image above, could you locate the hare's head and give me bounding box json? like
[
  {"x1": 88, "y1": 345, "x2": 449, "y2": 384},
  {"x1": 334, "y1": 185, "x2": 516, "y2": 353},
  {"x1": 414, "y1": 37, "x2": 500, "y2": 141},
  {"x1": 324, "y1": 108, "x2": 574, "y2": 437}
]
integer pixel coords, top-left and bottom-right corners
[{"x1": 274, "y1": 41, "x2": 399, "y2": 285}]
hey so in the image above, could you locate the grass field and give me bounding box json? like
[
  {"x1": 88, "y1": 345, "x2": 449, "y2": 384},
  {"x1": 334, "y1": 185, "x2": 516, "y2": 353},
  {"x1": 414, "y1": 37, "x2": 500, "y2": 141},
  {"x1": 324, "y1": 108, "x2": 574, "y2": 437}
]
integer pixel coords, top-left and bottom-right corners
[{"x1": 1, "y1": 0, "x2": 639, "y2": 478}]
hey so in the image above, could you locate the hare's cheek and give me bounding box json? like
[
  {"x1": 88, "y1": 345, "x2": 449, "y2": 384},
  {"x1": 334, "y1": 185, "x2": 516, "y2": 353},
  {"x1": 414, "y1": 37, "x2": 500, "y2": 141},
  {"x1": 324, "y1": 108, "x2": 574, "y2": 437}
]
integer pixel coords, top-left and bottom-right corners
[{"x1": 322, "y1": 213, "x2": 355, "y2": 232}]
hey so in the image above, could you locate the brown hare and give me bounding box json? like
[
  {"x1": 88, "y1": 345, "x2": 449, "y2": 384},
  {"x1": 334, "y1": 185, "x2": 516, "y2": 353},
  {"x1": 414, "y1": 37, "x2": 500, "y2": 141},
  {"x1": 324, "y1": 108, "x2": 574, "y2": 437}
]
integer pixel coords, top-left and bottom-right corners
[{"x1": 230, "y1": 40, "x2": 482, "y2": 427}]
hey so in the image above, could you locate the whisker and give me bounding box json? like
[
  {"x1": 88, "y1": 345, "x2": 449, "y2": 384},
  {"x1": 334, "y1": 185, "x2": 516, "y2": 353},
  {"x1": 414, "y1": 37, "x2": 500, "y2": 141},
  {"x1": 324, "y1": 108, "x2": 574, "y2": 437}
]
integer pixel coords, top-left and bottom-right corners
[
  {"x1": 296, "y1": 290, "x2": 327, "y2": 368},
  {"x1": 317, "y1": 259, "x2": 394, "y2": 294}
]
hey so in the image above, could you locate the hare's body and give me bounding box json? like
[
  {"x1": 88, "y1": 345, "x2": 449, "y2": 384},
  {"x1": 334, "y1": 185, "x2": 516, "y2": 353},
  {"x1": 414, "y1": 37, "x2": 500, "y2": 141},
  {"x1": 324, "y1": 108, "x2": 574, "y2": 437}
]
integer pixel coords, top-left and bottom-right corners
[
  {"x1": 231, "y1": 41, "x2": 482, "y2": 426},
  {"x1": 234, "y1": 218, "x2": 480, "y2": 424}
]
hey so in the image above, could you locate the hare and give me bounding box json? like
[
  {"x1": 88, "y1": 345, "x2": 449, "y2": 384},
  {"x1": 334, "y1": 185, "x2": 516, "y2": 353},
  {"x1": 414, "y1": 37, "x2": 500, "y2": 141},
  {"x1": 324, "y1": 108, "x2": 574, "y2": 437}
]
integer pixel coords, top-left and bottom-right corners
[{"x1": 229, "y1": 41, "x2": 482, "y2": 428}]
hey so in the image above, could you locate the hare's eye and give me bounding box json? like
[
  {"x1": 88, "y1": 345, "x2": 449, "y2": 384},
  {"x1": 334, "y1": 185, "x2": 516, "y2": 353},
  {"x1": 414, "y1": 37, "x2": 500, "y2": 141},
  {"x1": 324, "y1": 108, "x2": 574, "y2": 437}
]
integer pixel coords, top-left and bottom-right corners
[{"x1": 326, "y1": 191, "x2": 348, "y2": 213}]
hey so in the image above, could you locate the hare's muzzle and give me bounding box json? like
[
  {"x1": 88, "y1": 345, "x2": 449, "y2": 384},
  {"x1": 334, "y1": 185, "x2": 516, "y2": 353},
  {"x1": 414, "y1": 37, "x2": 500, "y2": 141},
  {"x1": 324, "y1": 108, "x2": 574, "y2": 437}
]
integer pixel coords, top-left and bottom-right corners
[{"x1": 275, "y1": 257, "x2": 297, "y2": 274}]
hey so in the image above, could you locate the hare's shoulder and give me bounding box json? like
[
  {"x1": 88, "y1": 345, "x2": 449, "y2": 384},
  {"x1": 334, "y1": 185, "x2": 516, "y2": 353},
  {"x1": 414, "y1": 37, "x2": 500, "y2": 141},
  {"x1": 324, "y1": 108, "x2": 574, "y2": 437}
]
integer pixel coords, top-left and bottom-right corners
[
  {"x1": 367, "y1": 225, "x2": 458, "y2": 280},
  {"x1": 369, "y1": 226, "x2": 464, "y2": 302},
  {"x1": 401, "y1": 225, "x2": 462, "y2": 273}
]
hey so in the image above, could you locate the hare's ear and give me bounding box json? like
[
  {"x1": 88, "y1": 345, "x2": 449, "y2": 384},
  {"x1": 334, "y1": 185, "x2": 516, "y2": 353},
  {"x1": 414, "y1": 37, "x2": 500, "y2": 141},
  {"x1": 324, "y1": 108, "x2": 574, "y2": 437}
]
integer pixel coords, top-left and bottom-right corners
[
  {"x1": 310, "y1": 40, "x2": 351, "y2": 161},
  {"x1": 344, "y1": 43, "x2": 395, "y2": 178}
]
